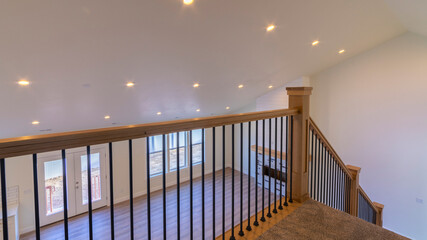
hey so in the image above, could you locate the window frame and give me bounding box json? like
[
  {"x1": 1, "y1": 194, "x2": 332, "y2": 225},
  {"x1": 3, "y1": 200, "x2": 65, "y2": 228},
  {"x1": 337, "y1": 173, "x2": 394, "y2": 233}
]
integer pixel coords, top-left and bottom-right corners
[{"x1": 148, "y1": 129, "x2": 205, "y2": 177}]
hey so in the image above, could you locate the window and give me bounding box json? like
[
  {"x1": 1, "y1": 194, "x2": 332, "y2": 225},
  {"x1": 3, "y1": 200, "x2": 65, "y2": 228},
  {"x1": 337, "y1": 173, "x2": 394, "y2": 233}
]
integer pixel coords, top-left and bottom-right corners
[
  {"x1": 169, "y1": 132, "x2": 187, "y2": 171},
  {"x1": 148, "y1": 129, "x2": 205, "y2": 176},
  {"x1": 191, "y1": 129, "x2": 203, "y2": 164},
  {"x1": 149, "y1": 135, "x2": 164, "y2": 176}
]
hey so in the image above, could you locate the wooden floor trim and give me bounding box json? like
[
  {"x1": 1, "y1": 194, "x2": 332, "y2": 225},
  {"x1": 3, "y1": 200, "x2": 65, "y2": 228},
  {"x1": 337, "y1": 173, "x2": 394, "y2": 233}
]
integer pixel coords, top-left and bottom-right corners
[{"x1": 216, "y1": 197, "x2": 303, "y2": 240}]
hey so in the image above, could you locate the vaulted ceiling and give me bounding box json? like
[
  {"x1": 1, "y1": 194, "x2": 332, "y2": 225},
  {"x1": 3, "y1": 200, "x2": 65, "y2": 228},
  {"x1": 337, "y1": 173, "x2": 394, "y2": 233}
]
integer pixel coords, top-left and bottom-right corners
[{"x1": 0, "y1": 0, "x2": 415, "y2": 138}]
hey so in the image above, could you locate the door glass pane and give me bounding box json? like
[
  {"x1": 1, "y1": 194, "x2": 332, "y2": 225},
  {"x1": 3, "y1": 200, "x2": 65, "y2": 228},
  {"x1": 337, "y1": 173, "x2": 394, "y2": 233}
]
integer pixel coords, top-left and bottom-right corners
[
  {"x1": 192, "y1": 129, "x2": 204, "y2": 164},
  {"x1": 44, "y1": 159, "x2": 64, "y2": 216},
  {"x1": 81, "y1": 153, "x2": 101, "y2": 205},
  {"x1": 149, "y1": 135, "x2": 164, "y2": 176},
  {"x1": 169, "y1": 132, "x2": 186, "y2": 171}
]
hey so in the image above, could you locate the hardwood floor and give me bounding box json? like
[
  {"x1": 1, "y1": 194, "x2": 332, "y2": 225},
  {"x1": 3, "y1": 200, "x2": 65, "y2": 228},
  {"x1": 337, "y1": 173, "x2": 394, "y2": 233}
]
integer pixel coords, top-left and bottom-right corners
[{"x1": 21, "y1": 168, "x2": 286, "y2": 240}]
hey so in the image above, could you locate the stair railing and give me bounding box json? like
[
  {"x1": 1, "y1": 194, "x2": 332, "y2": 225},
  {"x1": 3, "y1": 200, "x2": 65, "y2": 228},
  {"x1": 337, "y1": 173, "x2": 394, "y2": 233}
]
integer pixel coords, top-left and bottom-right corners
[
  {"x1": 308, "y1": 118, "x2": 384, "y2": 226},
  {"x1": 0, "y1": 103, "x2": 300, "y2": 239}
]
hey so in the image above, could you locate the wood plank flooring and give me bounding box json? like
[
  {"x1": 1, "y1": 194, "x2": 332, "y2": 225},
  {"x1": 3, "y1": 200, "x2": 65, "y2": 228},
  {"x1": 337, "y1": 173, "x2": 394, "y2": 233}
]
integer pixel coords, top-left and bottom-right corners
[{"x1": 21, "y1": 168, "x2": 291, "y2": 240}]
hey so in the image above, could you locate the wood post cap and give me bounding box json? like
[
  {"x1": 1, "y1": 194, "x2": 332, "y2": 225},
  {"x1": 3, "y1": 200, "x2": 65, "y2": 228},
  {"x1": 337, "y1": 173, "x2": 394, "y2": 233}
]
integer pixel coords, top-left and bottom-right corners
[
  {"x1": 373, "y1": 202, "x2": 384, "y2": 210},
  {"x1": 346, "y1": 165, "x2": 361, "y2": 173},
  {"x1": 286, "y1": 87, "x2": 313, "y2": 96}
]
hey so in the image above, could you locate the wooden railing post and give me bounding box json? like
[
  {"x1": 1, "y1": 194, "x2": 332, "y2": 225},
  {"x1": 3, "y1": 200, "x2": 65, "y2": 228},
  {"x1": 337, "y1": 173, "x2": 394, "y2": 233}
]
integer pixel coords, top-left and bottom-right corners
[
  {"x1": 347, "y1": 165, "x2": 361, "y2": 216},
  {"x1": 286, "y1": 87, "x2": 312, "y2": 202},
  {"x1": 373, "y1": 202, "x2": 384, "y2": 227}
]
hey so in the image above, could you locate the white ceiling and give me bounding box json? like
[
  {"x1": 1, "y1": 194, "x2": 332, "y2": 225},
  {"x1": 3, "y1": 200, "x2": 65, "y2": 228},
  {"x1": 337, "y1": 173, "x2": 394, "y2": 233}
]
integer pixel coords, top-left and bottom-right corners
[
  {"x1": 384, "y1": 0, "x2": 427, "y2": 37},
  {"x1": 0, "y1": 0, "x2": 408, "y2": 138}
]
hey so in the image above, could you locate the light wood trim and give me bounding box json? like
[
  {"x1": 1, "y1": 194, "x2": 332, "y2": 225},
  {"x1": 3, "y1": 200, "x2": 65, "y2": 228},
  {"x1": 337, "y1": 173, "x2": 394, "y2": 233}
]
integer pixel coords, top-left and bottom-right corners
[
  {"x1": 250, "y1": 145, "x2": 286, "y2": 160},
  {"x1": 347, "y1": 165, "x2": 361, "y2": 216},
  {"x1": 286, "y1": 87, "x2": 313, "y2": 96},
  {"x1": 308, "y1": 118, "x2": 352, "y2": 177},
  {"x1": 358, "y1": 186, "x2": 378, "y2": 214},
  {"x1": 0, "y1": 108, "x2": 299, "y2": 159},
  {"x1": 216, "y1": 197, "x2": 303, "y2": 240},
  {"x1": 373, "y1": 202, "x2": 384, "y2": 227}
]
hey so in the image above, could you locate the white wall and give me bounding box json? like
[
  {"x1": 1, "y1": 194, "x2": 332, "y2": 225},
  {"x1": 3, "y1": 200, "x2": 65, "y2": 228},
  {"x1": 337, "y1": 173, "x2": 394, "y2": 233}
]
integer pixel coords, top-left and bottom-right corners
[
  {"x1": 310, "y1": 32, "x2": 427, "y2": 239},
  {"x1": 6, "y1": 127, "x2": 233, "y2": 235}
]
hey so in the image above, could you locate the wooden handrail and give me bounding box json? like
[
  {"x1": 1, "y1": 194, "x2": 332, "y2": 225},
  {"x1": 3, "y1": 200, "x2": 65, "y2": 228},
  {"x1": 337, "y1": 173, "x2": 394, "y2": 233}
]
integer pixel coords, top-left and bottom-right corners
[
  {"x1": 0, "y1": 108, "x2": 299, "y2": 159},
  {"x1": 308, "y1": 118, "x2": 352, "y2": 177},
  {"x1": 358, "y1": 186, "x2": 378, "y2": 214}
]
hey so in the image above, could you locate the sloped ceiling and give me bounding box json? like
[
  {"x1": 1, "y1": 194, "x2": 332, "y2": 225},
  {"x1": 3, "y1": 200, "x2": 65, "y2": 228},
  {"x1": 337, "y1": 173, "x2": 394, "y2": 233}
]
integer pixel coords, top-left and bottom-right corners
[
  {"x1": 0, "y1": 0, "x2": 405, "y2": 138},
  {"x1": 384, "y1": 0, "x2": 427, "y2": 37}
]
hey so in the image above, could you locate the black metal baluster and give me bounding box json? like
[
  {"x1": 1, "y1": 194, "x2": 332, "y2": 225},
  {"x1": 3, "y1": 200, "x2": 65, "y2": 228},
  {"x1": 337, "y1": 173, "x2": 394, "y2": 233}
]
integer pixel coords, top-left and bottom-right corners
[
  {"x1": 348, "y1": 175, "x2": 351, "y2": 213},
  {"x1": 254, "y1": 121, "x2": 260, "y2": 225},
  {"x1": 327, "y1": 152, "x2": 331, "y2": 207},
  {"x1": 32, "y1": 154, "x2": 40, "y2": 240},
  {"x1": 267, "y1": 118, "x2": 272, "y2": 218},
  {"x1": 177, "y1": 132, "x2": 181, "y2": 240},
  {"x1": 239, "y1": 123, "x2": 244, "y2": 236},
  {"x1": 230, "y1": 125, "x2": 236, "y2": 240},
  {"x1": 310, "y1": 131, "x2": 314, "y2": 199},
  {"x1": 273, "y1": 118, "x2": 278, "y2": 214},
  {"x1": 247, "y1": 122, "x2": 252, "y2": 231},
  {"x1": 337, "y1": 166, "x2": 343, "y2": 211},
  {"x1": 329, "y1": 152, "x2": 333, "y2": 206},
  {"x1": 339, "y1": 168, "x2": 343, "y2": 211},
  {"x1": 289, "y1": 116, "x2": 294, "y2": 203},
  {"x1": 319, "y1": 143, "x2": 323, "y2": 202},
  {"x1": 212, "y1": 127, "x2": 216, "y2": 240},
  {"x1": 344, "y1": 174, "x2": 347, "y2": 213},
  {"x1": 261, "y1": 120, "x2": 266, "y2": 222},
  {"x1": 222, "y1": 126, "x2": 226, "y2": 239},
  {"x1": 129, "y1": 140, "x2": 134, "y2": 240},
  {"x1": 333, "y1": 159, "x2": 337, "y2": 209},
  {"x1": 162, "y1": 135, "x2": 167, "y2": 240},
  {"x1": 342, "y1": 170, "x2": 345, "y2": 212},
  {"x1": 322, "y1": 144, "x2": 326, "y2": 204},
  {"x1": 146, "y1": 139, "x2": 152, "y2": 240},
  {"x1": 202, "y1": 129, "x2": 206, "y2": 240},
  {"x1": 284, "y1": 117, "x2": 288, "y2": 207},
  {"x1": 325, "y1": 151, "x2": 329, "y2": 206},
  {"x1": 87, "y1": 146, "x2": 93, "y2": 240},
  {"x1": 62, "y1": 149, "x2": 69, "y2": 240},
  {"x1": 316, "y1": 136, "x2": 320, "y2": 201},
  {"x1": 0, "y1": 158, "x2": 8, "y2": 240},
  {"x1": 190, "y1": 131, "x2": 194, "y2": 240},
  {"x1": 279, "y1": 117, "x2": 283, "y2": 210}
]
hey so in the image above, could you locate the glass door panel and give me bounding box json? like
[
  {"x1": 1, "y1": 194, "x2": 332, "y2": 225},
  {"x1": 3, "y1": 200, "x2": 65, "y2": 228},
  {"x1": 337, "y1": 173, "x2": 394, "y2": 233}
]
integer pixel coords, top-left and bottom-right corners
[
  {"x1": 44, "y1": 159, "x2": 64, "y2": 215},
  {"x1": 75, "y1": 149, "x2": 107, "y2": 215},
  {"x1": 80, "y1": 153, "x2": 102, "y2": 205}
]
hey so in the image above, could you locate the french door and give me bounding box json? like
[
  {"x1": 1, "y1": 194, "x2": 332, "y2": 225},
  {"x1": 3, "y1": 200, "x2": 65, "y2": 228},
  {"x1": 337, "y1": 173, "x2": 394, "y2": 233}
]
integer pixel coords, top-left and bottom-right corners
[{"x1": 38, "y1": 147, "x2": 107, "y2": 226}]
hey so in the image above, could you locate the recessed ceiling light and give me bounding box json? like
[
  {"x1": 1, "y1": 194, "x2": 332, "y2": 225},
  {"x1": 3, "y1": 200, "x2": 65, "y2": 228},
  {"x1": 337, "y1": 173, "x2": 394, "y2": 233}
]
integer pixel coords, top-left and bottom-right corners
[
  {"x1": 32, "y1": 121, "x2": 40, "y2": 125},
  {"x1": 266, "y1": 25, "x2": 276, "y2": 32},
  {"x1": 312, "y1": 40, "x2": 320, "y2": 46},
  {"x1": 226, "y1": 106, "x2": 230, "y2": 110},
  {"x1": 126, "y1": 82, "x2": 135, "y2": 87},
  {"x1": 104, "y1": 115, "x2": 111, "y2": 119},
  {"x1": 196, "y1": 109, "x2": 200, "y2": 112},
  {"x1": 338, "y1": 49, "x2": 345, "y2": 54},
  {"x1": 183, "y1": 0, "x2": 193, "y2": 5},
  {"x1": 18, "y1": 79, "x2": 30, "y2": 86},
  {"x1": 157, "y1": 112, "x2": 162, "y2": 115},
  {"x1": 238, "y1": 84, "x2": 244, "y2": 89},
  {"x1": 193, "y1": 83, "x2": 200, "y2": 88},
  {"x1": 268, "y1": 85, "x2": 273, "y2": 89}
]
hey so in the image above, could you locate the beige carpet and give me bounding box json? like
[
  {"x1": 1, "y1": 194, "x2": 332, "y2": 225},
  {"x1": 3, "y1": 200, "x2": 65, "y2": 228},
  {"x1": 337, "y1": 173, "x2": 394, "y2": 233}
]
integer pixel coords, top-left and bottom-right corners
[{"x1": 257, "y1": 199, "x2": 409, "y2": 240}]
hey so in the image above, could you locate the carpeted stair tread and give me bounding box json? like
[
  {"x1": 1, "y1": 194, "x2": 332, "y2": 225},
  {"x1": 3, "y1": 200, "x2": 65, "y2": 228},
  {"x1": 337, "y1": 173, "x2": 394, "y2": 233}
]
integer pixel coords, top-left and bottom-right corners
[{"x1": 257, "y1": 199, "x2": 409, "y2": 240}]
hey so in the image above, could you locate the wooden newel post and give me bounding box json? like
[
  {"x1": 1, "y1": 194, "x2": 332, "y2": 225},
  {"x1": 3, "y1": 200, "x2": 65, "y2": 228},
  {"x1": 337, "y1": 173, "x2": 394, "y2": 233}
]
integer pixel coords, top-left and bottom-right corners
[
  {"x1": 286, "y1": 87, "x2": 312, "y2": 203},
  {"x1": 373, "y1": 202, "x2": 384, "y2": 227},
  {"x1": 347, "y1": 165, "x2": 361, "y2": 216}
]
